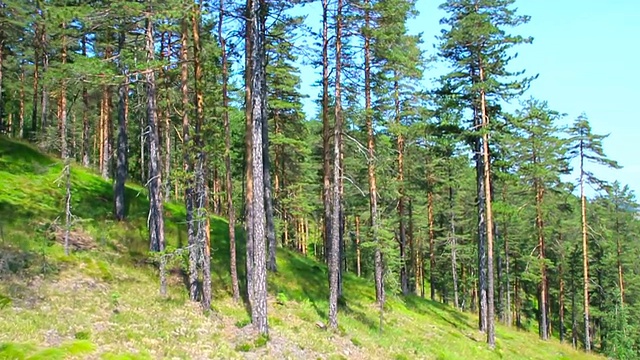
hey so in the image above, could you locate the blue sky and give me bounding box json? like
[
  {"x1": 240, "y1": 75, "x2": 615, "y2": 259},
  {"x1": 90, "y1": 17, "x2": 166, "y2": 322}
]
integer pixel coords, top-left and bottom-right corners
[{"x1": 296, "y1": 0, "x2": 640, "y2": 198}]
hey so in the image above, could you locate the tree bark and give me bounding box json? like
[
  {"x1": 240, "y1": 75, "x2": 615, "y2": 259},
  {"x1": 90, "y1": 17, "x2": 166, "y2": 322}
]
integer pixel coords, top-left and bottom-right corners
[
  {"x1": 179, "y1": 14, "x2": 198, "y2": 302},
  {"x1": 535, "y1": 176, "x2": 548, "y2": 340},
  {"x1": 81, "y1": 35, "x2": 90, "y2": 166},
  {"x1": 247, "y1": 0, "x2": 269, "y2": 335},
  {"x1": 321, "y1": 0, "x2": 331, "y2": 264},
  {"x1": 480, "y1": 66, "x2": 496, "y2": 347},
  {"x1": 580, "y1": 140, "x2": 591, "y2": 352},
  {"x1": 355, "y1": 215, "x2": 361, "y2": 277},
  {"x1": 428, "y1": 189, "x2": 436, "y2": 301},
  {"x1": 19, "y1": 67, "x2": 25, "y2": 138},
  {"x1": 114, "y1": 30, "x2": 129, "y2": 221},
  {"x1": 145, "y1": 11, "x2": 165, "y2": 253},
  {"x1": 192, "y1": 1, "x2": 211, "y2": 311},
  {"x1": 328, "y1": 0, "x2": 343, "y2": 329},
  {"x1": 395, "y1": 78, "x2": 408, "y2": 296}
]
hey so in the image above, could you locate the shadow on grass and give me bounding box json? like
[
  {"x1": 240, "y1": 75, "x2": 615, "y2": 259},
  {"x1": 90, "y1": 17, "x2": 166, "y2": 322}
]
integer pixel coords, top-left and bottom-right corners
[{"x1": 403, "y1": 295, "x2": 474, "y2": 332}]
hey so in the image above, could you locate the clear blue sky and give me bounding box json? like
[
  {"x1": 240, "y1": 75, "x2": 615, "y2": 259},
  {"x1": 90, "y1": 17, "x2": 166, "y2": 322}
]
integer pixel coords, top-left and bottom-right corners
[{"x1": 297, "y1": 0, "x2": 640, "y2": 198}]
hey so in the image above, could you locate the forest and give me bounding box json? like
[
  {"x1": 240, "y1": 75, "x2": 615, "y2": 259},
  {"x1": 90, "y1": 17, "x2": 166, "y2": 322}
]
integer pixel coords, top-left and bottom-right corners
[{"x1": 0, "y1": 0, "x2": 638, "y2": 358}]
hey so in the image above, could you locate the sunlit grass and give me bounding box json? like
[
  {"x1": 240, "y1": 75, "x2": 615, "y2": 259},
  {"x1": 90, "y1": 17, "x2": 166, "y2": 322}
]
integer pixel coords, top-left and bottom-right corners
[{"x1": 0, "y1": 137, "x2": 602, "y2": 359}]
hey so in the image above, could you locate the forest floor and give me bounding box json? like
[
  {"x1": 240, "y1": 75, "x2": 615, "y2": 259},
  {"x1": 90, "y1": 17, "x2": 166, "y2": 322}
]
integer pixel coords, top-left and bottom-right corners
[{"x1": 0, "y1": 137, "x2": 602, "y2": 360}]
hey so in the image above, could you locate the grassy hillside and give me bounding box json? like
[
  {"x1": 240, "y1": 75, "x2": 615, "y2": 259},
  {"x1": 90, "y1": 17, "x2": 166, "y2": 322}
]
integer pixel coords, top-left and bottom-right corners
[{"x1": 0, "y1": 137, "x2": 602, "y2": 360}]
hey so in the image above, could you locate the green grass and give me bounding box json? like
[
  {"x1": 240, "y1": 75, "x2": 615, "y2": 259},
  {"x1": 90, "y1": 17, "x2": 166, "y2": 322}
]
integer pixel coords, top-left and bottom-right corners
[{"x1": 0, "y1": 136, "x2": 603, "y2": 359}]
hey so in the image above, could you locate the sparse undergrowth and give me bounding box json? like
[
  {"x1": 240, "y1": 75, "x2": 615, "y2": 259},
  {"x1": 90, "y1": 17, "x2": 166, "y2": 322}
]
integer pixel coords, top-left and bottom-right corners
[{"x1": 0, "y1": 137, "x2": 603, "y2": 359}]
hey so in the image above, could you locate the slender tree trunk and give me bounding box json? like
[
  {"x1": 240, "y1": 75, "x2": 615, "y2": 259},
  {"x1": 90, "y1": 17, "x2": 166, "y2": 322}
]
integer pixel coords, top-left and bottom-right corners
[
  {"x1": 161, "y1": 33, "x2": 172, "y2": 202},
  {"x1": 428, "y1": 189, "x2": 436, "y2": 301},
  {"x1": 81, "y1": 35, "x2": 90, "y2": 166},
  {"x1": 328, "y1": 0, "x2": 343, "y2": 329},
  {"x1": 535, "y1": 177, "x2": 548, "y2": 340},
  {"x1": 571, "y1": 250, "x2": 578, "y2": 348},
  {"x1": 100, "y1": 41, "x2": 112, "y2": 179},
  {"x1": 114, "y1": 30, "x2": 129, "y2": 221},
  {"x1": 580, "y1": 144, "x2": 591, "y2": 352},
  {"x1": 58, "y1": 28, "x2": 67, "y2": 158},
  {"x1": 321, "y1": 0, "x2": 331, "y2": 264},
  {"x1": 179, "y1": 14, "x2": 198, "y2": 302},
  {"x1": 40, "y1": 20, "x2": 49, "y2": 133},
  {"x1": 219, "y1": 0, "x2": 240, "y2": 303},
  {"x1": 145, "y1": 11, "x2": 165, "y2": 253},
  {"x1": 449, "y1": 174, "x2": 459, "y2": 309},
  {"x1": 192, "y1": 1, "x2": 211, "y2": 312},
  {"x1": 364, "y1": 0, "x2": 383, "y2": 314},
  {"x1": 394, "y1": 78, "x2": 408, "y2": 295},
  {"x1": 559, "y1": 260, "x2": 565, "y2": 343},
  {"x1": 502, "y1": 185, "x2": 512, "y2": 326},
  {"x1": 19, "y1": 67, "x2": 25, "y2": 138},
  {"x1": 479, "y1": 68, "x2": 496, "y2": 347},
  {"x1": 355, "y1": 215, "x2": 361, "y2": 277},
  {"x1": 615, "y1": 215, "x2": 624, "y2": 307},
  {"x1": 31, "y1": 25, "x2": 39, "y2": 137},
  {"x1": 247, "y1": 0, "x2": 269, "y2": 335},
  {"x1": 476, "y1": 126, "x2": 487, "y2": 332},
  {"x1": 244, "y1": 0, "x2": 255, "y2": 308}
]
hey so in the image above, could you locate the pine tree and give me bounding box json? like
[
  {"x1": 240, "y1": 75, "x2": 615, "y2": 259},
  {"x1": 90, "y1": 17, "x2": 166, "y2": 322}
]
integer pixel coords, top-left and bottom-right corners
[
  {"x1": 568, "y1": 114, "x2": 621, "y2": 351},
  {"x1": 438, "y1": 0, "x2": 533, "y2": 346},
  {"x1": 510, "y1": 99, "x2": 569, "y2": 339}
]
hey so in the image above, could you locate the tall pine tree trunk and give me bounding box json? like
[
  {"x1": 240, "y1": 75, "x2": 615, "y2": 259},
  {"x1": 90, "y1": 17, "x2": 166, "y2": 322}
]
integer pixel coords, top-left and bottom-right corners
[
  {"x1": 19, "y1": 67, "x2": 25, "y2": 138},
  {"x1": 180, "y1": 15, "x2": 197, "y2": 302},
  {"x1": 145, "y1": 11, "x2": 165, "y2": 253},
  {"x1": 328, "y1": 0, "x2": 343, "y2": 329},
  {"x1": 579, "y1": 143, "x2": 591, "y2": 351},
  {"x1": 395, "y1": 78, "x2": 408, "y2": 296},
  {"x1": 364, "y1": 0, "x2": 383, "y2": 313},
  {"x1": 535, "y1": 177, "x2": 548, "y2": 340},
  {"x1": 428, "y1": 188, "x2": 436, "y2": 301},
  {"x1": 321, "y1": 0, "x2": 331, "y2": 264},
  {"x1": 247, "y1": 0, "x2": 268, "y2": 335},
  {"x1": 192, "y1": 1, "x2": 211, "y2": 311},
  {"x1": 219, "y1": 0, "x2": 240, "y2": 303},
  {"x1": 114, "y1": 30, "x2": 129, "y2": 221},
  {"x1": 480, "y1": 68, "x2": 496, "y2": 347},
  {"x1": 81, "y1": 35, "x2": 90, "y2": 166}
]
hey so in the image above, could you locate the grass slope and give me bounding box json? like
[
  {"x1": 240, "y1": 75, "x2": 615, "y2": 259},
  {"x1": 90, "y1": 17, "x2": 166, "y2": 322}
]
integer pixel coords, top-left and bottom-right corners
[{"x1": 0, "y1": 137, "x2": 601, "y2": 360}]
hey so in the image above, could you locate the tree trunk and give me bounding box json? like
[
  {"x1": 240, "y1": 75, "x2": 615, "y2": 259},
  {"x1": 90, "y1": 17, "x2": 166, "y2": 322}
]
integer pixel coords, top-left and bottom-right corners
[
  {"x1": 219, "y1": 0, "x2": 240, "y2": 303},
  {"x1": 394, "y1": 79, "x2": 408, "y2": 296},
  {"x1": 40, "y1": 20, "x2": 49, "y2": 133},
  {"x1": 244, "y1": 0, "x2": 255, "y2": 308},
  {"x1": 502, "y1": 186, "x2": 512, "y2": 326},
  {"x1": 81, "y1": 35, "x2": 90, "y2": 166},
  {"x1": 179, "y1": 14, "x2": 198, "y2": 302},
  {"x1": 100, "y1": 41, "x2": 112, "y2": 180},
  {"x1": 31, "y1": 26, "x2": 39, "y2": 138},
  {"x1": 145, "y1": 12, "x2": 165, "y2": 253},
  {"x1": 321, "y1": 0, "x2": 331, "y2": 264},
  {"x1": 114, "y1": 30, "x2": 129, "y2": 222},
  {"x1": 476, "y1": 129, "x2": 487, "y2": 332},
  {"x1": 355, "y1": 215, "x2": 361, "y2": 277},
  {"x1": 192, "y1": 1, "x2": 211, "y2": 312},
  {"x1": 559, "y1": 260, "x2": 565, "y2": 343},
  {"x1": 247, "y1": 0, "x2": 269, "y2": 335},
  {"x1": 479, "y1": 69, "x2": 496, "y2": 347},
  {"x1": 19, "y1": 67, "x2": 25, "y2": 138},
  {"x1": 328, "y1": 0, "x2": 343, "y2": 329},
  {"x1": 59, "y1": 24, "x2": 67, "y2": 158},
  {"x1": 428, "y1": 189, "x2": 436, "y2": 301},
  {"x1": 580, "y1": 142, "x2": 591, "y2": 352},
  {"x1": 615, "y1": 214, "x2": 624, "y2": 307},
  {"x1": 535, "y1": 178, "x2": 548, "y2": 340},
  {"x1": 448, "y1": 175, "x2": 459, "y2": 309}
]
